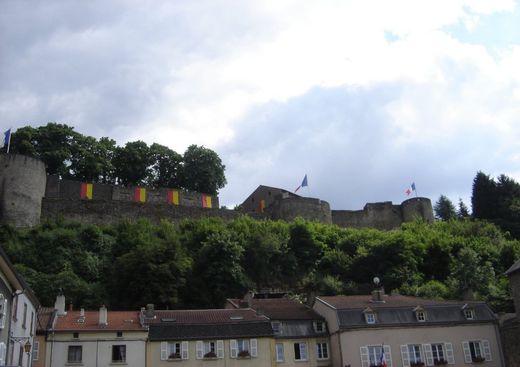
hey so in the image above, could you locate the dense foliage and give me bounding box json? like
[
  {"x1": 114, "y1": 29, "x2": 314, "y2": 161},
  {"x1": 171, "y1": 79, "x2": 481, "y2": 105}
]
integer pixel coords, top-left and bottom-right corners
[
  {"x1": 1, "y1": 217, "x2": 518, "y2": 312},
  {"x1": 7, "y1": 123, "x2": 226, "y2": 194}
]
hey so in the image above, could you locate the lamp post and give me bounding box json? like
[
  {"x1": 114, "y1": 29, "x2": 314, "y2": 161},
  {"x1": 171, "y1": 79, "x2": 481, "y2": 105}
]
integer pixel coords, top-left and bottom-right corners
[{"x1": 24, "y1": 340, "x2": 32, "y2": 367}]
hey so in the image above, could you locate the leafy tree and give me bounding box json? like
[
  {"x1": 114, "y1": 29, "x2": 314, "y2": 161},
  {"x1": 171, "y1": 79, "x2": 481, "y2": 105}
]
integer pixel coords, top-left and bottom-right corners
[
  {"x1": 457, "y1": 199, "x2": 470, "y2": 219},
  {"x1": 471, "y1": 171, "x2": 497, "y2": 220},
  {"x1": 148, "y1": 143, "x2": 182, "y2": 188},
  {"x1": 434, "y1": 195, "x2": 456, "y2": 221},
  {"x1": 181, "y1": 145, "x2": 226, "y2": 195},
  {"x1": 68, "y1": 135, "x2": 116, "y2": 182},
  {"x1": 113, "y1": 141, "x2": 152, "y2": 185}
]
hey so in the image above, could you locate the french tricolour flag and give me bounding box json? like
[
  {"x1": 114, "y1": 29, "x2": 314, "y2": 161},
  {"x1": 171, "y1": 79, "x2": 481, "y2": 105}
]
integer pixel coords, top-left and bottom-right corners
[{"x1": 379, "y1": 346, "x2": 387, "y2": 367}]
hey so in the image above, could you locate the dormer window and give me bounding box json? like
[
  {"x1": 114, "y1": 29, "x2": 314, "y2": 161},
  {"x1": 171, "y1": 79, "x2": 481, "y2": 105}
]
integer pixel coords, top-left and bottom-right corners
[
  {"x1": 413, "y1": 306, "x2": 426, "y2": 322},
  {"x1": 272, "y1": 322, "x2": 281, "y2": 334},
  {"x1": 464, "y1": 309, "x2": 474, "y2": 320},
  {"x1": 313, "y1": 321, "x2": 326, "y2": 333},
  {"x1": 366, "y1": 313, "x2": 376, "y2": 324}
]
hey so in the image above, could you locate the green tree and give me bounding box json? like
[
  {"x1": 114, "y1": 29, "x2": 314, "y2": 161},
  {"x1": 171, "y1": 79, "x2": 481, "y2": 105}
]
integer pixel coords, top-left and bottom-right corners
[
  {"x1": 148, "y1": 143, "x2": 182, "y2": 188},
  {"x1": 181, "y1": 145, "x2": 226, "y2": 195},
  {"x1": 457, "y1": 199, "x2": 470, "y2": 219},
  {"x1": 434, "y1": 195, "x2": 456, "y2": 221},
  {"x1": 471, "y1": 171, "x2": 497, "y2": 220},
  {"x1": 113, "y1": 141, "x2": 152, "y2": 185}
]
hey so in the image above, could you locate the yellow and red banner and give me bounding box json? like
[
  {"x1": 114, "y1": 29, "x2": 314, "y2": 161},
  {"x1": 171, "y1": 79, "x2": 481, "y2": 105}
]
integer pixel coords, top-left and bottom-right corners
[
  {"x1": 202, "y1": 195, "x2": 212, "y2": 208},
  {"x1": 167, "y1": 190, "x2": 180, "y2": 205},
  {"x1": 257, "y1": 199, "x2": 266, "y2": 213},
  {"x1": 80, "y1": 183, "x2": 93, "y2": 200},
  {"x1": 134, "y1": 187, "x2": 146, "y2": 203}
]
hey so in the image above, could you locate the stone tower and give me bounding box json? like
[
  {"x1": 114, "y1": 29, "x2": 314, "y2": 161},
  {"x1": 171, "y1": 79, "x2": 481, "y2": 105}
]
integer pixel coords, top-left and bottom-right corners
[{"x1": 0, "y1": 154, "x2": 47, "y2": 227}]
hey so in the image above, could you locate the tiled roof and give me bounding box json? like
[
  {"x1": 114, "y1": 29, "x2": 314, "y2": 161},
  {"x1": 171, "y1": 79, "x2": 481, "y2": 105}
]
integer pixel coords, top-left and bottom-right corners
[
  {"x1": 505, "y1": 259, "x2": 520, "y2": 275},
  {"x1": 53, "y1": 310, "x2": 145, "y2": 331},
  {"x1": 318, "y1": 294, "x2": 457, "y2": 310},
  {"x1": 36, "y1": 307, "x2": 56, "y2": 333},
  {"x1": 148, "y1": 322, "x2": 273, "y2": 341},
  {"x1": 227, "y1": 297, "x2": 323, "y2": 320},
  {"x1": 145, "y1": 308, "x2": 269, "y2": 325}
]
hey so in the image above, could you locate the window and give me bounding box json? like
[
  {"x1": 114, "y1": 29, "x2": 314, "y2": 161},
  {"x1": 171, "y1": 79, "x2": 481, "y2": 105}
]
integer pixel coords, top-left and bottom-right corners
[
  {"x1": 30, "y1": 312, "x2": 35, "y2": 335},
  {"x1": 416, "y1": 311, "x2": 426, "y2": 322},
  {"x1": 361, "y1": 345, "x2": 392, "y2": 367},
  {"x1": 73, "y1": 332, "x2": 79, "y2": 339},
  {"x1": 32, "y1": 340, "x2": 40, "y2": 361},
  {"x1": 116, "y1": 331, "x2": 123, "y2": 338},
  {"x1": 276, "y1": 343, "x2": 284, "y2": 362},
  {"x1": 67, "y1": 346, "x2": 82, "y2": 363},
  {"x1": 463, "y1": 340, "x2": 492, "y2": 363},
  {"x1": 294, "y1": 342, "x2": 308, "y2": 361},
  {"x1": 0, "y1": 294, "x2": 6, "y2": 329},
  {"x1": 0, "y1": 342, "x2": 6, "y2": 365},
  {"x1": 12, "y1": 295, "x2": 18, "y2": 321},
  {"x1": 431, "y1": 344, "x2": 444, "y2": 363},
  {"x1": 272, "y1": 321, "x2": 281, "y2": 334},
  {"x1": 402, "y1": 344, "x2": 422, "y2": 365},
  {"x1": 22, "y1": 303, "x2": 28, "y2": 329},
  {"x1": 314, "y1": 321, "x2": 326, "y2": 333},
  {"x1": 230, "y1": 339, "x2": 257, "y2": 358},
  {"x1": 19, "y1": 345, "x2": 24, "y2": 367},
  {"x1": 365, "y1": 313, "x2": 376, "y2": 324},
  {"x1": 112, "y1": 345, "x2": 126, "y2": 363},
  {"x1": 196, "y1": 340, "x2": 224, "y2": 359},
  {"x1": 160, "y1": 341, "x2": 188, "y2": 360},
  {"x1": 316, "y1": 342, "x2": 329, "y2": 360},
  {"x1": 464, "y1": 309, "x2": 474, "y2": 320}
]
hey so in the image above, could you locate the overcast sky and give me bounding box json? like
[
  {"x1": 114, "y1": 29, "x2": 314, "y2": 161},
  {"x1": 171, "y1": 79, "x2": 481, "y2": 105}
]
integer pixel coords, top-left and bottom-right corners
[{"x1": 2, "y1": 0, "x2": 520, "y2": 210}]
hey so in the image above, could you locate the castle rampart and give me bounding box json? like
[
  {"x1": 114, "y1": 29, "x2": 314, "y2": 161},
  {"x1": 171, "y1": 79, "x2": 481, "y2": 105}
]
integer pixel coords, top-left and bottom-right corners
[{"x1": 269, "y1": 196, "x2": 332, "y2": 224}]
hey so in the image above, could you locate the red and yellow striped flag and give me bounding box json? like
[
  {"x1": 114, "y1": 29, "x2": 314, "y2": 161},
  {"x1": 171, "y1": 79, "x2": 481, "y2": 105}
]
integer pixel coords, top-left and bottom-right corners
[
  {"x1": 167, "y1": 190, "x2": 180, "y2": 205},
  {"x1": 80, "y1": 183, "x2": 93, "y2": 200},
  {"x1": 202, "y1": 194, "x2": 212, "y2": 208},
  {"x1": 134, "y1": 187, "x2": 146, "y2": 203}
]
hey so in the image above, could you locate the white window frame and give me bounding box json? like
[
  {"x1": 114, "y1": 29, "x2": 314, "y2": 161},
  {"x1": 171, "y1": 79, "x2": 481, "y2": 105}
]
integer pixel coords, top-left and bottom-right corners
[
  {"x1": 416, "y1": 311, "x2": 426, "y2": 322},
  {"x1": 276, "y1": 343, "x2": 284, "y2": 362},
  {"x1": 160, "y1": 341, "x2": 189, "y2": 360},
  {"x1": 294, "y1": 342, "x2": 308, "y2": 361},
  {"x1": 462, "y1": 340, "x2": 491, "y2": 363},
  {"x1": 32, "y1": 340, "x2": 40, "y2": 361},
  {"x1": 314, "y1": 320, "x2": 326, "y2": 333},
  {"x1": 316, "y1": 341, "x2": 329, "y2": 360},
  {"x1": 112, "y1": 344, "x2": 126, "y2": 363},
  {"x1": 196, "y1": 340, "x2": 224, "y2": 359},
  {"x1": 0, "y1": 342, "x2": 6, "y2": 365},
  {"x1": 428, "y1": 342, "x2": 455, "y2": 365},
  {"x1": 0, "y1": 294, "x2": 6, "y2": 329},
  {"x1": 361, "y1": 345, "x2": 392, "y2": 367},
  {"x1": 365, "y1": 313, "x2": 376, "y2": 324},
  {"x1": 272, "y1": 321, "x2": 281, "y2": 334},
  {"x1": 464, "y1": 309, "x2": 474, "y2": 320}
]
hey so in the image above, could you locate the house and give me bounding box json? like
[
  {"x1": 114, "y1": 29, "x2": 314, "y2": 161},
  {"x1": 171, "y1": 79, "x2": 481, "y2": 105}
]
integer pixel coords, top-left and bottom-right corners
[
  {"x1": 241, "y1": 185, "x2": 300, "y2": 213},
  {"x1": 501, "y1": 259, "x2": 520, "y2": 366},
  {"x1": 313, "y1": 288, "x2": 504, "y2": 367},
  {"x1": 0, "y1": 246, "x2": 39, "y2": 367},
  {"x1": 142, "y1": 305, "x2": 274, "y2": 367},
  {"x1": 226, "y1": 292, "x2": 331, "y2": 367},
  {"x1": 45, "y1": 296, "x2": 147, "y2": 367},
  {"x1": 32, "y1": 307, "x2": 55, "y2": 367}
]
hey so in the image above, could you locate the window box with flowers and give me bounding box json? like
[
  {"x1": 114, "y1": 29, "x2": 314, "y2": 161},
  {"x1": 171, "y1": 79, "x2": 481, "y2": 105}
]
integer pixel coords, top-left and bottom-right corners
[
  {"x1": 410, "y1": 362, "x2": 425, "y2": 367},
  {"x1": 238, "y1": 350, "x2": 251, "y2": 358},
  {"x1": 204, "y1": 351, "x2": 217, "y2": 359},
  {"x1": 168, "y1": 352, "x2": 182, "y2": 360},
  {"x1": 434, "y1": 359, "x2": 448, "y2": 365},
  {"x1": 472, "y1": 356, "x2": 485, "y2": 363}
]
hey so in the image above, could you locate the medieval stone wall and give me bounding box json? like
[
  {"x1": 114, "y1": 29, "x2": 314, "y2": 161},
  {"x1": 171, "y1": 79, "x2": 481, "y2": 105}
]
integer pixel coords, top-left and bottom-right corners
[{"x1": 269, "y1": 196, "x2": 332, "y2": 224}]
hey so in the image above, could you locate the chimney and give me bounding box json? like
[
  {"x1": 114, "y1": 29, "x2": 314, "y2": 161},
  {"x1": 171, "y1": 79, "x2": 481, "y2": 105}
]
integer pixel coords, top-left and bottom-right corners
[
  {"x1": 145, "y1": 304, "x2": 155, "y2": 318},
  {"x1": 80, "y1": 308, "x2": 85, "y2": 317},
  {"x1": 99, "y1": 305, "x2": 108, "y2": 325},
  {"x1": 245, "y1": 291, "x2": 254, "y2": 308},
  {"x1": 69, "y1": 301, "x2": 73, "y2": 312},
  {"x1": 54, "y1": 292, "x2": 67, "y2": 316},
  {"x1": 306, "y1": 291, "x2": 317, "y2": 307}
]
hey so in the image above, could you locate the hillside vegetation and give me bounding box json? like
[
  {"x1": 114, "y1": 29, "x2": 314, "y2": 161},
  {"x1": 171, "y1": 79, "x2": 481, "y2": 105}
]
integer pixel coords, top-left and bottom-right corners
[{"x1": 1, "y1": 216, "x2": 518, "y2": 312}]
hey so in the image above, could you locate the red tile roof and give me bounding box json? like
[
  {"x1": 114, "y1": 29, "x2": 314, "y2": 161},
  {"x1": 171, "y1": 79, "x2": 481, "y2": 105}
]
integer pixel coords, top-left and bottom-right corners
[
  {"x1": 146, "y1": 308, "x2": 269, "y2": 325},
  {"x1": 317, "y1": 295, "x2": 463, "y2": 310},
  {"x1": 36, "y1": 307, "x2": 55, "y2": 332},
  {"x1": 227, "y1": 297, "x2": 322, "y2": 320},
  {"x1": 54, "y1": 310, "x2": 145, "y2": 331}
]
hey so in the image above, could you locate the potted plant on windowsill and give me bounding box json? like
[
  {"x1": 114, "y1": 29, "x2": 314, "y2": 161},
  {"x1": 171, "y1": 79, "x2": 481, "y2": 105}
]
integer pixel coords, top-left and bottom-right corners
[
  {"x1": 169, "y1": 352, "x2": 182, "y2": 359},
  {"x1": 410, "y1": 362, "x2": 425, "y2": 367},
  {"x1": 204, "y1": 351, "x2": 217, "y2": 359},
  {"x1": 434, "y1": 359, "x2": 448, "y2": 365},
  {"x1": 472, "y1": 356, "x2": 485, "y2": 363},
  {"x1": 238, "y1": 350, "x2": 251, "y2": 358}
]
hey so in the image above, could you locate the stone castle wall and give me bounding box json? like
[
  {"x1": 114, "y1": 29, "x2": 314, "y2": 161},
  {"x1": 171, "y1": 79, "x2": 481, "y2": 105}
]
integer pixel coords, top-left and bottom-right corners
[
  {"x1": 0, "y1": 154, "x2": 47, "y2": 227},
  {"x1": 269, "y1": 196, "x2": 332, "y2": 224}
]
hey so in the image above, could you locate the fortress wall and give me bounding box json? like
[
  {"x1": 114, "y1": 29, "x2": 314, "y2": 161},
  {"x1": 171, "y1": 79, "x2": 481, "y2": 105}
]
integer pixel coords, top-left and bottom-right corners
[
  {"x1": 0, "y1": 154, "x2": 47, "y2": 227},
  {"x1": 41, "y1": 199, "x2": 263, "y2": 226},
  {"x1": 401, "y1": 197, "x2": 434, "y2": 223},
  {"x1": 332, "y1": 201, "x2": 403, "y2": 230},
  {"x1": 44, "y1": 177, "x2": 219, "y2": 208},
  {"x1": 269, "y1": 197, "x2": 332, "y2": 224}
]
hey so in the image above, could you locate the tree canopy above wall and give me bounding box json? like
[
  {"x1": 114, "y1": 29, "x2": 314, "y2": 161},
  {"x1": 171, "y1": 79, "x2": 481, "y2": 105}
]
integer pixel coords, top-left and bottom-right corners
[{"x1": 7, "y1": 123, "x2": 226, "y2": 195}]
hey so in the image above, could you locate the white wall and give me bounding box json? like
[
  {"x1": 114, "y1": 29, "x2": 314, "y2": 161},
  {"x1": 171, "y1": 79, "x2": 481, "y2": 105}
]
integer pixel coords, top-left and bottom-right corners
[{"x1": 9, "y1": 292, "x2": 37, "y2": 367}]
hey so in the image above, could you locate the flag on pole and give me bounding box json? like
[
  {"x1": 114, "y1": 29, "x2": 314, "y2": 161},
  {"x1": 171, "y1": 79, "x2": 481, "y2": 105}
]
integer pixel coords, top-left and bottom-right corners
[
  {"x1": 2, "y1": 129, "x2": 11, "y2": 153},
  {"x1": 294, "y1": 174, "x2": 308, "y2": 193},
  {"x1": 405, "y1": 182, "x2": 416, "y2": 196},
  {"x1": 379, "y1": 345, "x2": 387, "y2": 367}
]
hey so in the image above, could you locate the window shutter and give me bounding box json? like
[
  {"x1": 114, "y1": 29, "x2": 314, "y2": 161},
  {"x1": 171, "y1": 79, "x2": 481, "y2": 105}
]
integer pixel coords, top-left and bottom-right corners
[
  {"x1": 401, "y1": 345, "x2": 410, "y2": 367},
  {"x1": 181, "y1": 341, "x2": 189, "y2": 360},
  {"x1": 217, "y1": 340, "x2": 224, "y2": 359},
  {"x1": 444, "y1": 343, "x2": 455, "y2": 365},
  {"x1": 250, "y1": 339, "x2": 257, "y2": 357},
  {"x1": 360, "y1": 346, "x2": 369, "y2": 367},
  {"x1": 160, "y1": 342, "x2": 168, "y2": 360},
  {"x1": 0, "y1": 342, "x2": 5, "y2": 365},
  {"x1": 482, "y1": 340, "x2": 492, "y2": 361},
  {"x1": 196, "y1": 341, "x2": 203, "y2": 359},
  {"x1": 422, "y1": 344, "x2": 433, "y2": 366},
  {"x1": 384, "y1": 345, "x2": 393, "y2": 367},
  {"x1": 462, "y1": 341, "x2": 472, "y2": 363},
  {"x1": 230, "y1": 340, "x2": 237, "y2": 358},
  {"x1": 0, "y1": 298, "x2": 6, "y2": 329},
  {"x1": 32, "y1": 341, "x2": 40, "y2": 361}
]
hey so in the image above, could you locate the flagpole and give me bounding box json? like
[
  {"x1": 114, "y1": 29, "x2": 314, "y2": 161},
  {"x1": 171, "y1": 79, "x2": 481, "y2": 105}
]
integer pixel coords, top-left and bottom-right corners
[{"x1": 6, "y1": 129, "x2": 11, "y2": 154}]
